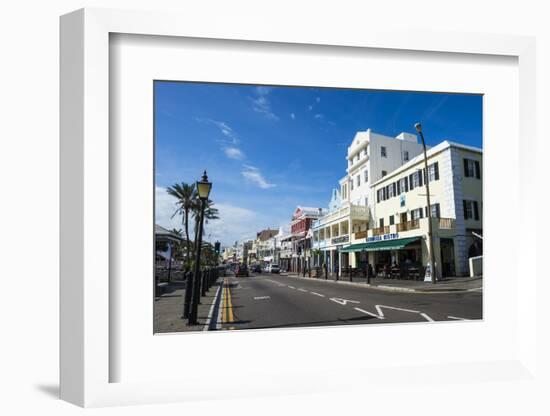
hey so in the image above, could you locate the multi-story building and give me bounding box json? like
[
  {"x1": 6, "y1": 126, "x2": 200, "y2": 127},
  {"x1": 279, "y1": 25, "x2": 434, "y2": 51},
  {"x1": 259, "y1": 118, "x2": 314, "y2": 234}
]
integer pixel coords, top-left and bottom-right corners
[
  {"x1": 289, "y1": 206, "x2": 325, "y2": 273},
  {"x1": 341, "y1": 140, "x2": 482, "y2": 278},
  {"x1": 251, "y1": 228, "x2": 278, "y2": 266},
  {"x1": 312, "y1": 129, "x2": 424, "y2": 277}
]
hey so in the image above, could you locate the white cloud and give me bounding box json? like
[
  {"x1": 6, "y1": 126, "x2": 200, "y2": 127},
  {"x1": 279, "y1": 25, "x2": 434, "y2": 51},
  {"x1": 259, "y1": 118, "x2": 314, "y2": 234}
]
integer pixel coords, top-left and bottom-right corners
[
  {"x1": 223, "y1": 147, "x2": 245, "y2": 160},
  {"x1": 204, "y1": 203, "x2": 259, "y2": 246},
  {"x1": 241, "y1": 165, "x2": 276, "y2": 189},
  {"x1": 195, "y1": 118, "x2": 239, "y2": 144},
  {"x1": 251, "y1": 88, "x2": 279, "y2": 120},
  {"x1": 316, "y1": 97, "x2": 321, "y2": 103},
  {"x1": 314, "y1": 113, "x2": 324, "y2": 120},
  {"x1": 155, "y1": 185, "x2": 260, "y2": 246},
  {"x1": 290, "y1": 113, "x2": 295, "y2": 120},
  {"x1": 307, "y1": 105, "x2": 313, "y2": 111}
]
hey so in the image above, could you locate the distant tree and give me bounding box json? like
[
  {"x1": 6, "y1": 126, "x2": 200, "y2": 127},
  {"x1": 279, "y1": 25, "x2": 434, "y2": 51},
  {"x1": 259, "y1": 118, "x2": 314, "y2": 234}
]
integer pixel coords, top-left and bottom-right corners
[{"x1": 166, "y1": 183, "x2": 196, "y2": 267}]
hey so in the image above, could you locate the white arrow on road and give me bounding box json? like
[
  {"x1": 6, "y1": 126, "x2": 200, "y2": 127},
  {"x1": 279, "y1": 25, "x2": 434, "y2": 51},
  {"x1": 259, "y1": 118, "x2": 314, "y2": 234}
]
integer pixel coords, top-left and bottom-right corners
[
  {"x1": 354, "y1": 305, "x2": 434, "y2": 322},
  {"x1": 329, "y1": 297, "x2": 360, "y2": 306}
]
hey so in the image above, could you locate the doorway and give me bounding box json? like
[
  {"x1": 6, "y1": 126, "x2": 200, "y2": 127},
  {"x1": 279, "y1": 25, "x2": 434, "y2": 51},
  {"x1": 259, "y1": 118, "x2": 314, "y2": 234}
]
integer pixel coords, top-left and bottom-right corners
[{"x1": 440, "y1": 238, "x2": 456, "y2": 277}]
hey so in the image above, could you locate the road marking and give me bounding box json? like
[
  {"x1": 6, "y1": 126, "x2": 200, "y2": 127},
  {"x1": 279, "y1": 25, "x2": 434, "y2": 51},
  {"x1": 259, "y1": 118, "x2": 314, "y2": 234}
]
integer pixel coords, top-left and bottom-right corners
[
  {"x1": 254, "y1": 296, "x2": 271, "y2": 300},
  {"x1": 203, "y1": 282, "x2": 223, "y2": 331},
  {"x1": 310, "y1": 292, "x2": 325, "y2": 297},
  {"x1": 420, "y1": 313, "x2": 434, "y2": 322},
  {"x1": 288, "y1": 285, "x2": 295, "y2": 289},
  {"x1": 468, "y1": 287, "x2": 483, "y2": 292},
  {"x1": 297, "y1": 288, "x2": 308, "y2": 292},
  {"x1": 354, "y1": 305, "x2": 433, "y2": 322},
  {"x1": 329, "y1": 297, "x2": 360, "y2": 306},
  {"x1": 447, "y1": 315, "x2": 470, "y2": 320},
  {"x1": 354, "y1": 307, "x2": 384, "y2": 320}
]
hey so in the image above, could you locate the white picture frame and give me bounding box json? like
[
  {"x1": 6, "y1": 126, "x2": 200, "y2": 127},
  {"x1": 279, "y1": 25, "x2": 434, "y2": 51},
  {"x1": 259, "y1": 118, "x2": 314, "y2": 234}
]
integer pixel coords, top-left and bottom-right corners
[{"x1": 60, "y1": 8, "x2": 537, "y2": 408}]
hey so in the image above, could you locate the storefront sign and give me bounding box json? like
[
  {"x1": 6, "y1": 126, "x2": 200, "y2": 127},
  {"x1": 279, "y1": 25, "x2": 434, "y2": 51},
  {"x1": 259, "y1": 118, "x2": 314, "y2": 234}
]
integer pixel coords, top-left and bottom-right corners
[
  {"x1": 366, "y1": 233, "x2": 399, "y2": 242},
  {"x1": 332, "y1": 235, "x2": 349, "y2": 245}
]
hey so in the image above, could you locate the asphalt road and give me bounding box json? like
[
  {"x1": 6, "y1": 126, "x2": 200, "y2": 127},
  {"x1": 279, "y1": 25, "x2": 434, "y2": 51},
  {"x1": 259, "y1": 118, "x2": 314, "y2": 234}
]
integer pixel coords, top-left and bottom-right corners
[{"x1": 218, "y1": 272, "x2": 482, "y2": 330}]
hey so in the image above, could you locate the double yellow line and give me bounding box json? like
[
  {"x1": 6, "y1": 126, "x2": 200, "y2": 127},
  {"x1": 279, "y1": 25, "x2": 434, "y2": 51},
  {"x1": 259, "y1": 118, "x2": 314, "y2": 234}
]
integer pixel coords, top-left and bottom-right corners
[{"x1": 221, "y1": 277, "x2": 235, "y2": 329}]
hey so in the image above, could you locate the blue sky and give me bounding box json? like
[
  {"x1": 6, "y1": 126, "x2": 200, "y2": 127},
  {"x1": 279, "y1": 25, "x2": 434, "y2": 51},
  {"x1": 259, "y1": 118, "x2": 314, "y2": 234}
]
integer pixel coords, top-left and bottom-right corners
[{"x1": 155, "y1": 81, "x2": 482, "y2": 247}]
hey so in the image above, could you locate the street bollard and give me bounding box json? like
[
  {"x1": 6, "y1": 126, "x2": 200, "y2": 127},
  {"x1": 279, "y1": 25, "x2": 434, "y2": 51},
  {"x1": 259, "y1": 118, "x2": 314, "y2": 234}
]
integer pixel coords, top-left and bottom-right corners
[
  {"x1": 324, "y1": 263, "x2": 328, "y2": 280},
  {"x1": 183, "y1": 271, "x2": 193, "y2": 318},
  {"x1": 349, "y1": 268, "x2": 353, "y2": 283}
]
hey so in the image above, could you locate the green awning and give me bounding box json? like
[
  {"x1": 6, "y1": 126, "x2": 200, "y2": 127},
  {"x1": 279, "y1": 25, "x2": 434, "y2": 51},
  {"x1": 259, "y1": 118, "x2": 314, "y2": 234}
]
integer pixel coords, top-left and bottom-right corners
[{"x1": 340, "y1": 237, "x2": 421, "y2": 253}]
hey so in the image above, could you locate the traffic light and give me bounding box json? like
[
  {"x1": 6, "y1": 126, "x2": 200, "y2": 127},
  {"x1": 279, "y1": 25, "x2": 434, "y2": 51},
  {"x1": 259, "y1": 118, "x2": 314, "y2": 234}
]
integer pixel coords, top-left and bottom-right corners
[{"x1": 214, "y1": 241, "x2": 221, "y2": 255}]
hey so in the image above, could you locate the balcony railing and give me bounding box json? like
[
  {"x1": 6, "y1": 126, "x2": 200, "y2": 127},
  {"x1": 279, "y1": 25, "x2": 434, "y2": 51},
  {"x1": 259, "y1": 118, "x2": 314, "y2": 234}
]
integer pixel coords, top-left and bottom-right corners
[
  {"x1": 396, "y1": 220, "x2": 420, "y2": 232},
  {"x1": 354, "y1": 230, "x2": 368, "y2": 239},
  {"x1": 372, "y1": 226, "x2": 390, "y2": 236},
  {"x1": 438, "y1": 217, "x2": 455, "y2": 229}
]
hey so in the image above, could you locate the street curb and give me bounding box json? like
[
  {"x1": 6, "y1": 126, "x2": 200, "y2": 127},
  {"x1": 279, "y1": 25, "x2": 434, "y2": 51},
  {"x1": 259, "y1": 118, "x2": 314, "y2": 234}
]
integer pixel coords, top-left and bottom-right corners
[{"x1": 279, "y1": 273, "x2": 481, "y2": 294}]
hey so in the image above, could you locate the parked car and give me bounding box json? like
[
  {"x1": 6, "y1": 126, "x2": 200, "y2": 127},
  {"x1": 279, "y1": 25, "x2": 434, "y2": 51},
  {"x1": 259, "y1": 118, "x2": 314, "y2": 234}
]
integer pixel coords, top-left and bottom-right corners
[
  {"x1": 251, "y1": 264, "x2": 262, "y2": 273},
  {"x1": 217, "y1": 265, "x2": 226, "y2": 277},
  {"x1": 235, "y1": 264, "x2": 249, "y2": 277},
  {"x1": 268, "y1": 264, "x2": 280, "y2": 274}
]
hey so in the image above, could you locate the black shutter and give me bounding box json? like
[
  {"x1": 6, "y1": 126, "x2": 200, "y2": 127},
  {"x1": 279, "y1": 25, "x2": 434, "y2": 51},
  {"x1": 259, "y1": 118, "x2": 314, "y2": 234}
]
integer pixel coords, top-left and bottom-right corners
[
  {"x1": 419, "y1": 208, "x2": 423, "y2": 218},
  {"x1": 397, "y1": 180, "x2": 401, "y2": 195},
  {"x1": 464, "y1": 159, "x2": 469, "y2": 177},
  {"x1": 434, "y1": 162, "x2": 439, "y2": 180},
  {"x1": 409, "y1": 174, "x2": 414, "y2": 190},
  {"x1": 418, "y1": 171, "x2": 423, "y2": 187},
  {"x1": 463, "y1": 200, "x2": 469, "y2": 219},
  {"x1": 377, "y1": 190, "x2": 380, "y2": 203},
  {"x1": 425, "y1": 206, "x2": 428, "y2": 217},
  {"x1": 405, "y1": 178, "x2": 409, "y2": 192},
  {"x1": 473, "y1": 201, "x2": 479, "y2": 220},
  {"x1": 393, "y1": 182, "x2": 397, "y2": 196},
  {"x1": 474, "y1": 161, "x2": 481, "y2": 179}
]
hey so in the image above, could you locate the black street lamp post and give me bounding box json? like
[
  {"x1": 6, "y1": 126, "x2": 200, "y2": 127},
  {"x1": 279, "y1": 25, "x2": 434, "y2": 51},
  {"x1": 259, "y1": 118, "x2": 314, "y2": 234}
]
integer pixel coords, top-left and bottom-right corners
[
  {"x1": 414, "y1": 123, "x2": 437, "y2": 284},
  {"x1": 188, "y1": 171, "x2": 212, "y2": 325}
]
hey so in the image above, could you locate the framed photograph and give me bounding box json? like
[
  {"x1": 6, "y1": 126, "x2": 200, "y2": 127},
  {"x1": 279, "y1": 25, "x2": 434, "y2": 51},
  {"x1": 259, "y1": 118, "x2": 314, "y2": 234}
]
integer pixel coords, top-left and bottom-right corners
[{"x1": 60, "y1": 8, "x2": 537, "y2": 407}]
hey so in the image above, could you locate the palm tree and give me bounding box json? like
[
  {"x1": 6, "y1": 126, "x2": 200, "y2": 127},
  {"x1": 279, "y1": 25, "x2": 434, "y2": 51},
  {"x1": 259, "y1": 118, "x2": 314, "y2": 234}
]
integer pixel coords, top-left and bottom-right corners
[
  {"x1": 166, "y1": 183, "x2": 196, "y2": 268},
  {"x1": 191, "y1": 199, "x2": 220, "y2": 259}
]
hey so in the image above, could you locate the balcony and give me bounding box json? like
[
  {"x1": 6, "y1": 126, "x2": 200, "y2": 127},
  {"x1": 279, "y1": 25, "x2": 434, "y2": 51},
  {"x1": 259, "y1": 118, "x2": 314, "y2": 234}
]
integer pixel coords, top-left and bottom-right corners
[
  {"x1": 396, "y1": 220, "x2": 420, "y2": 232},
  {"x1": 372, "y1": 226, "x2": 390, "y2": 236},
  {"x1": 438, "y1": 217, "x2": 455, "y2": 229},
  {"x1": 354, "y1": 230, "x2": 368, "y2": 239}
]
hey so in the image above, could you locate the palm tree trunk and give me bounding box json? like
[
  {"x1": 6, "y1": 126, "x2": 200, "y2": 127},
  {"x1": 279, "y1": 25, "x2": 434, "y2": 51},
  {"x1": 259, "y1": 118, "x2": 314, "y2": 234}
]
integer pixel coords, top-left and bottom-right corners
[{"x1": 184, "y1": 210, "x2": 190, "y2": 268}]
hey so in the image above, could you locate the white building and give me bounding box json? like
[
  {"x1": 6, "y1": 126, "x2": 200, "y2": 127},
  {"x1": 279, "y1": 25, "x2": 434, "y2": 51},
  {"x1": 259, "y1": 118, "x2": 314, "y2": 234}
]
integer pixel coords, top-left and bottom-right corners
[
  {"x1": 341, "y1": 140, "x2": 482, "y2": 278},
  {"x1": 312, "y1": 129, "x2": 425, "y2": 276}
]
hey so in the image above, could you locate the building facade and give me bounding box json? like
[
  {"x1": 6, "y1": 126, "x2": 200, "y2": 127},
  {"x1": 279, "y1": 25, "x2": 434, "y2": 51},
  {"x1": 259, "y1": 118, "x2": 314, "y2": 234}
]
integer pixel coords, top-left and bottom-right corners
[
  {"x1": 342, "y1": 141, "x2": 482, "y2": 278},
  {"x1": 312, "y1": 129, "x2": 424, "y2": 277},
  {"x1": 288, "y1": 206, "x2": 325, "y2": 273}
]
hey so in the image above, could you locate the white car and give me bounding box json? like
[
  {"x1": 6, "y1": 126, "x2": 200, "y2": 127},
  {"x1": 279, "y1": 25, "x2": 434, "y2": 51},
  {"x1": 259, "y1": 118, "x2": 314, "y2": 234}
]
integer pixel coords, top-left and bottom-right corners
[{"x1": 268, "y1": 264, "x2": 280, "y2": 274}]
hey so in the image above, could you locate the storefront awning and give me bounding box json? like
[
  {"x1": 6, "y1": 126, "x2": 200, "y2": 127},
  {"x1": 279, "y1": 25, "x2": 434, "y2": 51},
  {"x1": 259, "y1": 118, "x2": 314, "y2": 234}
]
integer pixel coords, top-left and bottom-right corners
[{"x1": 340, "y1": 237, "x2": 421, "y2": 253}]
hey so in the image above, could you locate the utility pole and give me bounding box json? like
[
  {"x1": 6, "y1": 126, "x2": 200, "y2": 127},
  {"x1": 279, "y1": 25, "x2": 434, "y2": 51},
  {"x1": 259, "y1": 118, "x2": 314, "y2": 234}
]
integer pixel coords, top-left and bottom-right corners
[{"x1": 415, "y1": 123, "x2": 437, "y2": 284}]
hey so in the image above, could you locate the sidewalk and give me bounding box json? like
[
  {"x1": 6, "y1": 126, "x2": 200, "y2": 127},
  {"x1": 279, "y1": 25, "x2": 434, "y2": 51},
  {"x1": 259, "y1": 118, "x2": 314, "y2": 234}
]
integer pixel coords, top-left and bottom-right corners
[
  {"x1": 280, "y1": 272, "x2": 482, "y2": 293},
  {"x1": 154, "y1": 279, "x2": 223, "y2": 333}
]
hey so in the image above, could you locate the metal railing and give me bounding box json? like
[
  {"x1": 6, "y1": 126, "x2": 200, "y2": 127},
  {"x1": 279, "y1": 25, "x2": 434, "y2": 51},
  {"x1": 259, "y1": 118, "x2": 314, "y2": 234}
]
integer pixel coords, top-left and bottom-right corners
[
  {"x1": 438, "y1": 217, "x2": 455, "y2": 229},
  {"x1": 372, "y1": 226, "x2": 390, "y2": 236}
]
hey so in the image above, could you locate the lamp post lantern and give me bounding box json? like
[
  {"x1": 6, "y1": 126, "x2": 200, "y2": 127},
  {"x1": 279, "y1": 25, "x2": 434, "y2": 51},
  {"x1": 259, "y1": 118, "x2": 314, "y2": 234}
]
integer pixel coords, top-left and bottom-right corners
[
  {"x1": 414, "y1": 123, "x2": 437, "y2": 284},
  {"x1": 188, "y1": 170, "x2": 212, "y2": 325}
]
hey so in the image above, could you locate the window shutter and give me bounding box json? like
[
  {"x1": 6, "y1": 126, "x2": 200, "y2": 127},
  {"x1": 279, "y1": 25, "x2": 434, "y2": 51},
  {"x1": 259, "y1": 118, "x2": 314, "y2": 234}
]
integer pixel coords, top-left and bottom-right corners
[
  {"x1": 474, "y1": 161, "x2": 481, "y2": 179},
  {"x1": 409, "y1": 174, "x2": 414, "y2": 190},
  {"x1": 397, "y1": 180, "x2": 401, "y2": 195},
  {"x1": 473, "y1": 201, "x2": 479, "y2": 220},
  {"x1": 418, "y1": 171, "x2": 423, "y2": 187},
  {"x1": 377, "y1": 190, "x2": 380, "y2": 203},
  {"x1": 463, "y1": 200, "x2": 468, "y2": 219},
  {"x1": 419, "y1": 208, "x2": 423, "y2": 218},
  {"x1": 464, "y1": 159, "x2": 469, "y2": 177},
  {"x1": 434, "y1": 162, "x2": 439, "y2": 180},
  {"x1": 405, "y1": 178, "x2": 409, "y2": 192},
  {"x1": 425, "y1": 206, "x2": 428, "y2": 217},
  {"x1": 436, "y1": 203, "x2": 441, "y2": 218},
  {"x1": 393, "y1": 182, "x2": 397, "y2": 196}
]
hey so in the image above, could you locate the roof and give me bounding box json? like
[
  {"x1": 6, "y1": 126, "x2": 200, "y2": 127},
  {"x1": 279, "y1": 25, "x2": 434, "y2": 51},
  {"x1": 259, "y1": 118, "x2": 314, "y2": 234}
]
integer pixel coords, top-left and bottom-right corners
[
  {"x1": 371, "y1": 140, "x2": 482, "y2": 186},
  {"x1": 256, "y1": 228, "x2": 278, "y2": 241},
  {"x1": 155, "y1": 224, "x2": 184, "y2": 241}
]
